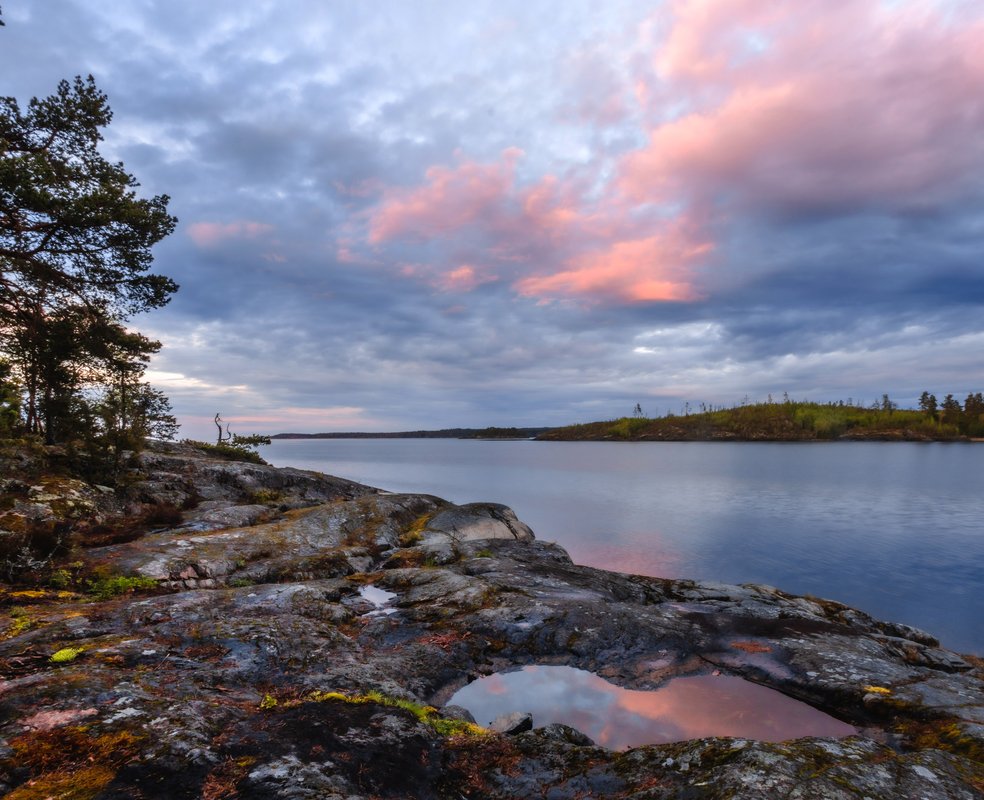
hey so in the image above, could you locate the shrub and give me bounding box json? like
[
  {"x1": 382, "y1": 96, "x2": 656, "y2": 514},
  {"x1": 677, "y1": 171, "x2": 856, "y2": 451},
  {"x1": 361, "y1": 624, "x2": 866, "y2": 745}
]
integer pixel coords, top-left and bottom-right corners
[
  {"x1": 0, "y1": 519, "x2": 73, "y2": 583},
  {"x1": 180, "y1": 439, "x2": 267, "y2": 465}
]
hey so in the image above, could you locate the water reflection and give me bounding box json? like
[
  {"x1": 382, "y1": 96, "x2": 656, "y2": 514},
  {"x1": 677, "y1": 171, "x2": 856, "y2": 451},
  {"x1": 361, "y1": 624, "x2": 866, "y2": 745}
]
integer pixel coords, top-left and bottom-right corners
[
  {"x1": 448, "y1": 665, "x2": 856, "y2": 750},
  {"x1": 264, "y1": 439, "x2": 984, "y2": 652}
]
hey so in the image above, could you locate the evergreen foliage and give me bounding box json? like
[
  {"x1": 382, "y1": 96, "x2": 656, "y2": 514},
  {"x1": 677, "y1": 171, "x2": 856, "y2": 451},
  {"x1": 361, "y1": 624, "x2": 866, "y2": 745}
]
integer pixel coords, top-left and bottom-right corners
[{"x1": 0, "y1": 76, "x2": 178, "y2": 472}]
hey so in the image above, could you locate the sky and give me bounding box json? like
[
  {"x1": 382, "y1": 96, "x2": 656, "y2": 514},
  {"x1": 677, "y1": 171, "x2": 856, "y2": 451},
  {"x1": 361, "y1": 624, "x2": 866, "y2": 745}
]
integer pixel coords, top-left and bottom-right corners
[{"x1": 2, "y1": 0, "x2": 984, "y2": 439}]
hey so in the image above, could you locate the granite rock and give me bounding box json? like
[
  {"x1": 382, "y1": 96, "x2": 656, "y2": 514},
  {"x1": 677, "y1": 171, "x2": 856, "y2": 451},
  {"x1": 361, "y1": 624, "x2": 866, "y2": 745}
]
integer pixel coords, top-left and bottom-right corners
[{"x1": 0, "y1": 448, "x2": 981, "y2": 798}]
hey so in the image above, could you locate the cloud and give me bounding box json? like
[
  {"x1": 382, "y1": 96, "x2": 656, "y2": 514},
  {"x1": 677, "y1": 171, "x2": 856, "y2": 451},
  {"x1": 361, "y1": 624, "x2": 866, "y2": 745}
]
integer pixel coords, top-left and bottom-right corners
[
  {"x1": 516, "y1": 227, "x2": 711, "y2": 303},
  {"x1": 187, "y1": 221, "x2": 275, "y2": 247},
  {"x1": 437, "y1": 265, "x2": 498, "y2": 293},
  {"x1": 3, "y1": 0, "x2": 983, "y2": 436},
  {"x1": 369, "y1": 147, "x2": 525, "y2": 244},
  {"x1": 367, "y1": 148, "x2": 715, "y2": 304},
  {"x1": 622, "y1": 0, "x2": 984, "y2": 217}
]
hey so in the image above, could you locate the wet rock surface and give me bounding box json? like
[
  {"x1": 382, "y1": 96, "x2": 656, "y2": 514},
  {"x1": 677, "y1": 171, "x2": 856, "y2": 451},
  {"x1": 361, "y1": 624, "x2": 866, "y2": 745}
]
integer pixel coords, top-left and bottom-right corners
[{"x1": 0, "y1": 445, "x2": 982, "y2": 798}]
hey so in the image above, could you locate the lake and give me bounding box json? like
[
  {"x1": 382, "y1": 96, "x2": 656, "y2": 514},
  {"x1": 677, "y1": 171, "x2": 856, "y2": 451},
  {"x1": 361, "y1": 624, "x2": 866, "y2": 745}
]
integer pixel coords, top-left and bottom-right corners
[{"x1": 264, "y1": 439, "x2": 983, "y2": 654}]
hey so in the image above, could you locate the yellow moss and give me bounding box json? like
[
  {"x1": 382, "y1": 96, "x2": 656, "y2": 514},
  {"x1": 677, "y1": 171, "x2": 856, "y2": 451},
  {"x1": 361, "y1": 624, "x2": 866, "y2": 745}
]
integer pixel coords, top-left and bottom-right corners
[
  {"x1": 3, "y1": 765, "x2": 117, "y2": 800},
  {"x1": 400, "y1": 512, "x2": 434, "y2": 546},
  {"x1": 308, "y1": 690, "x2": 350, "y2": 703},
  {"x1": 259, "y1": 693, "x2": 278, "y2": 709},
  {"x1": 10, "y1": 589, "x2": 51, "y2": 599},
  {"x1": 307, "y1": 689, "x2": 489, "y2": 737},
  {"x1": 50, "y1": 646, "x2": 85, "y2": 663},
  {"x1": 862, "y1": 685, "x2": 893, "y2": 695},
  {"x1": 1, "y1": 609, "x2": 37, "y2": 641}
]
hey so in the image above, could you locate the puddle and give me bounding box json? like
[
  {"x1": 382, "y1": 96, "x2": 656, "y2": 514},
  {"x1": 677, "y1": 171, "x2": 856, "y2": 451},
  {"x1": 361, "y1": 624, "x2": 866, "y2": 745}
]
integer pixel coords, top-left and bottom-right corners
[
  {"x1": 358, "y1": 584, "x2": 398, "y2": 615},
  {"x1": 448, "y1": 665, "x2": 856, "y2": 749}
]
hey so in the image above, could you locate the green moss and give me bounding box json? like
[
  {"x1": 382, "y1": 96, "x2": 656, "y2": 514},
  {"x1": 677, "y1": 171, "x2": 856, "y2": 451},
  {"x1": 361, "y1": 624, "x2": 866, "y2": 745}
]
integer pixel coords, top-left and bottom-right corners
[
  {"x1": 86, "y1": 573, "x2": 158, "y2": 600},
  {"x1": 2, "y1": 608, "x2": 36, "y2": 640}
]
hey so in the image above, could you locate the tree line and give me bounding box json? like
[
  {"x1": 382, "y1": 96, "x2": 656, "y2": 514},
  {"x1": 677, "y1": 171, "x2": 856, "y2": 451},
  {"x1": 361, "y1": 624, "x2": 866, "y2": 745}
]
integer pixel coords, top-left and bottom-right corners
[
  {"x1": 545, "y1": 394, "x2": 984, "y2": 442},
  {"x1": 1, "y1": 75, "x2": 179, "y2": 480}
]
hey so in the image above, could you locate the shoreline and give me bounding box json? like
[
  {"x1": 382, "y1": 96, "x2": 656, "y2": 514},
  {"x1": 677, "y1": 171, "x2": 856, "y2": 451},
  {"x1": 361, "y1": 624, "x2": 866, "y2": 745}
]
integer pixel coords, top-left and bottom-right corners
[{"x1": 1, "y1": 442, "x2": 981, "y2": 796}]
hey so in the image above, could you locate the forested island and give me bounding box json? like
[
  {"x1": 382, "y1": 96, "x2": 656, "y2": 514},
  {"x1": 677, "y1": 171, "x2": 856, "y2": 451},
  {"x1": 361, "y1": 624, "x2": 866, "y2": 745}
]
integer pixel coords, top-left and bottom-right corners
[{"x1": 539, "y1": 395, "x2": 984, "y2": 442}]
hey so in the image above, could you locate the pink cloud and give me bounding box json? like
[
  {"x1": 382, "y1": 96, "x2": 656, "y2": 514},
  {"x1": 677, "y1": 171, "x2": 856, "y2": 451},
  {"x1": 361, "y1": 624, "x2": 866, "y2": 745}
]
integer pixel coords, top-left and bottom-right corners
[
  {"x1": 188, "y1": 221, "x2": 274, "y2": 247},
  {"x1": 360, "y1": 1, "x2": 984, "y2": 306},
  {"x1": 438, "y1": 265, "x2": 497, "y2": 293},
  {"x1": 369, "y1": 148, "x2": 524, "y2": 244},
  {"x1": 624, "y1": 1, "x2": 984, "y2": 213},
  {"x1": 367, "y1": 148, "x2": 713, "y2": 304},
  {"x1": 516, "y1": 223, "x2": 711, "y2": 304}
]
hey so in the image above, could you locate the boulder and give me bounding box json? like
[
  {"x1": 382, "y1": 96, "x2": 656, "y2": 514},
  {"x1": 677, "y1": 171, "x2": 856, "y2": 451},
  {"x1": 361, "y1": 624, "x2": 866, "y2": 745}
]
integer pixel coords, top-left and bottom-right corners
[{"x1": 490, "y1": 711, "x2": 534, "y2": 734}]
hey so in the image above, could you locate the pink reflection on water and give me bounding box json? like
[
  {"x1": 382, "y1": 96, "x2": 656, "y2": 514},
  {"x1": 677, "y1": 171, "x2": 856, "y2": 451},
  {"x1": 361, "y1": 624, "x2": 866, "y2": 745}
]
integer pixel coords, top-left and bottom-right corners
[
  {"x1": 568, "y1": 532, "x2": 684, "y2": 579},
  {"x1": 450, "y1": 666, "x2": 856, "y2": 750}
]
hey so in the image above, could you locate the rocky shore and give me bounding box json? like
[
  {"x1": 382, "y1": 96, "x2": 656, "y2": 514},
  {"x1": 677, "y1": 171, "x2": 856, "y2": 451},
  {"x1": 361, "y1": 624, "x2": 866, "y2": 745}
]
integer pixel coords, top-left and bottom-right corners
[{"x1": 1, "y1": 442, "x2": 982, "y2": 798}]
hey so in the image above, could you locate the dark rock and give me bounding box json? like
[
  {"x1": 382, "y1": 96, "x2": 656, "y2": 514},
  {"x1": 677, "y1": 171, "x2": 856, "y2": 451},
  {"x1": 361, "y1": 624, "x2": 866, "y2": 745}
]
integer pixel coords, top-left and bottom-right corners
[
  {"x1": 441, "y1": 704, "x2": 477, "y2": 723},
  {"x1": 533, "y1": 723, "x2": 596, "y2": 746}
]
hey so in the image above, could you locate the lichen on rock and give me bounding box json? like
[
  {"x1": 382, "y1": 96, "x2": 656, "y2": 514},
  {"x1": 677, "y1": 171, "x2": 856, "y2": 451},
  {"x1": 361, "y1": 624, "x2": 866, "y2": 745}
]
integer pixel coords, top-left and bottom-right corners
[{"x1": 0, "y1": 443, "x2": 980, "y2": 798}]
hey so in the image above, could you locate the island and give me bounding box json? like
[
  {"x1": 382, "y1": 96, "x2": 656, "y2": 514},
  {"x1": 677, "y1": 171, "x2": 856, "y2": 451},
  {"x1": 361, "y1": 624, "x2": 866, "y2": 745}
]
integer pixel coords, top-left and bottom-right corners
[
  {"x1": 538, "y1": 399, "x2": 984, "y2": 442},
  {"x1": 0, "y1": 440, "x2": 981, "y2": 798}
]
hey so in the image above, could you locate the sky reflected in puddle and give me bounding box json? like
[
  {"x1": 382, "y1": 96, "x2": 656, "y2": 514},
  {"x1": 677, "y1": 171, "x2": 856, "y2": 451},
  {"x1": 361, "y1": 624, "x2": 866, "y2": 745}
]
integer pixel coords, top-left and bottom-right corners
[{"x1": 449, "y1": 665, "x2": 856, "y2": 750}]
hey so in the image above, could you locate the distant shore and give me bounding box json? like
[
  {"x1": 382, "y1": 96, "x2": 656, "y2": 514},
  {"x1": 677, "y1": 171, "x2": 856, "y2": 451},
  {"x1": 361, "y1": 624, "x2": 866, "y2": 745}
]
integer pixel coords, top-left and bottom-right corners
[
  {"x1": 270, "y1": 400, "x2": 982, "y2": 443},
  {"x1": 270, "y1": 427, "x2": 554, "y2": 440}
]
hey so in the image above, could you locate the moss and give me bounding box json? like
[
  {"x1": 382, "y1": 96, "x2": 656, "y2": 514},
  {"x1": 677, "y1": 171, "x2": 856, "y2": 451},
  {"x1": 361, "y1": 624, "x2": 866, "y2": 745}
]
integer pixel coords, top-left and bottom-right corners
[
  {"x1": 400, "y1": 511, "x2": 433, "y2": 547},
  {"x1": 306, "y1": 689, "x2": 489, "y2": 737},
  {"x1": 248, "y1": 488, "x2": 282, "y2": 505},
  {"x1": 86, "y1": 573, "x2": 158, "y2": 600},
  {"x1": 3, "y1": 765, "x2": 117, "y2": 800},
  {"x1": 1, "y1": 605, "x2": 38, "y2": 641},
  {"x1": 901, "y1": 719, "x2": 984, "y2": 762},
  {"x1": 4, "y1": 726, "x2": 144, "y2": 799},
  {"x1": 50, "y1": 646, "x2": 85, "y2": 663}
]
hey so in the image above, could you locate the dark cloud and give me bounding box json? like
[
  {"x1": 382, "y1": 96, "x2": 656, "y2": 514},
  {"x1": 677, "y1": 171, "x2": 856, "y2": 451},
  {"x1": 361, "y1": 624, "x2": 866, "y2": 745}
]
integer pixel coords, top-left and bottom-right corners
[{"x1": 2, "y1": 1, "x2": 983, "y2": 438}]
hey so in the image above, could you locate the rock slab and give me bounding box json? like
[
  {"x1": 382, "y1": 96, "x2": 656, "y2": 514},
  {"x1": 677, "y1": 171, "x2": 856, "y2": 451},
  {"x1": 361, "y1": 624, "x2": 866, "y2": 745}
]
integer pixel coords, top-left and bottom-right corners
[{"x1": 0, "y1": 444, "x2": 981, "y2": 798}]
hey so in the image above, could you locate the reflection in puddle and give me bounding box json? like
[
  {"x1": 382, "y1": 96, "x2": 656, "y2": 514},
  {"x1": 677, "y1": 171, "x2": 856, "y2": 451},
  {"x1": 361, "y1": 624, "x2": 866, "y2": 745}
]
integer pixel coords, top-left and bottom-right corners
[
  {"x1": 449, "y1": 665, "x2": 856, "y2": 750},
  {"x1": 358, "y1": 584, "x2": 398, "y2": 615}
]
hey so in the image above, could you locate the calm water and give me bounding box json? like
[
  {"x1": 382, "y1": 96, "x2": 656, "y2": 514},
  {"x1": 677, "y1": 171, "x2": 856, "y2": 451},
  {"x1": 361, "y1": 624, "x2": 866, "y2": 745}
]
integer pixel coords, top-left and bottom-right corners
[
  {"x1": 265, "y1": 439, "x2": 983, "y2": 654},
  {"x1": 448, "y1": 666, "x2": 857, "y2": 748}
]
